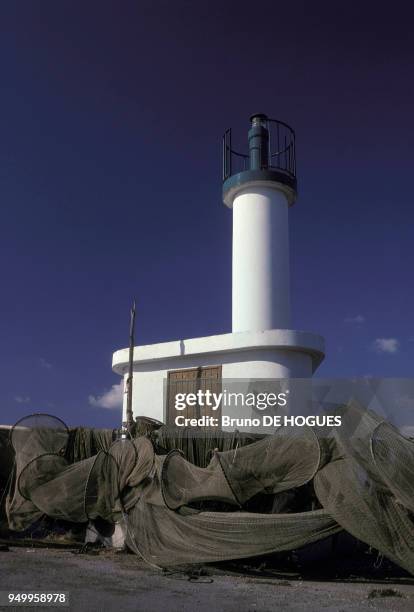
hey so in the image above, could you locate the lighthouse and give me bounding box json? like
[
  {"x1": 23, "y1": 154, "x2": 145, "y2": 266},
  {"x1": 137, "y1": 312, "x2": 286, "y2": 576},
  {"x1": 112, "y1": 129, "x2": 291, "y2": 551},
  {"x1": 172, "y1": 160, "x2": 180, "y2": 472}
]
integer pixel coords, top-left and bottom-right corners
[
  {"x1": 223, "y1": 113, "x2": 296, "y2": 332},
  {"x1": 112, "y1": 114, "x2": 324, "y2": 425}
]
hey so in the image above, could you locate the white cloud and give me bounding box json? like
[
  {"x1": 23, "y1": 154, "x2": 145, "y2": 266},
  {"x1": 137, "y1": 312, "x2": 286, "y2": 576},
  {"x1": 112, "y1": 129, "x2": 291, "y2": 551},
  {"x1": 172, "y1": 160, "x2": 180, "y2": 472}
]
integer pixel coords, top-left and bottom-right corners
[
  {"x1": 89, "y1": 381, "x2": 124, "y2": 410},
  {"x1": 344, "y1": 314, "x2": 365, "y2": 324},
  {"x1": 14, "y1": 395, "x2": 31, "y2": 404},
  {"x1": 39, "y1": 357, "x2": 52, "y2": 369},
  {"x1": 400, "y1": 425, "x2": 414, "y2": 439},
  {"x1": 372, "y1": 338, "x2": 400, "y2": 354}
]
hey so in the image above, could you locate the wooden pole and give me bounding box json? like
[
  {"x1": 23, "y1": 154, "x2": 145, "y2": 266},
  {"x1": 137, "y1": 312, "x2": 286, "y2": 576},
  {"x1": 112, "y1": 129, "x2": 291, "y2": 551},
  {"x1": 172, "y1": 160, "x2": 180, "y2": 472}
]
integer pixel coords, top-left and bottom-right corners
[{"x1": 125, "y1": 299, "x2": 136, "y2": 434}]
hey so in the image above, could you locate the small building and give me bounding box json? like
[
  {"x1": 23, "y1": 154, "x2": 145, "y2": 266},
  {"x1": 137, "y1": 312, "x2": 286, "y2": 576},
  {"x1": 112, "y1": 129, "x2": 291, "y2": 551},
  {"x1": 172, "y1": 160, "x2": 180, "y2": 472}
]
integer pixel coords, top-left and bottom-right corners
[{"x1": 112, "y1": 114, "x2": 325, "y2": 425}]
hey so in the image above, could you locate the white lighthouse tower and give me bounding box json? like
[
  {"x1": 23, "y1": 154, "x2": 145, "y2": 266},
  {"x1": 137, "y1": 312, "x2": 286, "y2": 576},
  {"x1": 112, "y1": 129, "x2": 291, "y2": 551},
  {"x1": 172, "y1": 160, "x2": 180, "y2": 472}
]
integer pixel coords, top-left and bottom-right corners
[
  {"x1": 112, "y1": 114, "x2": 324, "y2": 425},
  {"x1": 224, "y1": 114, "x2": 295, "y2": 333}
]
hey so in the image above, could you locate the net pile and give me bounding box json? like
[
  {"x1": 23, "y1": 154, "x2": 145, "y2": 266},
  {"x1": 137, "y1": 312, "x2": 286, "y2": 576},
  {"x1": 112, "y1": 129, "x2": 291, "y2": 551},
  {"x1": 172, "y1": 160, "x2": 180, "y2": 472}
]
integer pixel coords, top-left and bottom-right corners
[{"x1": 5, "y1": 402, "x2": 414, "y2": 573}]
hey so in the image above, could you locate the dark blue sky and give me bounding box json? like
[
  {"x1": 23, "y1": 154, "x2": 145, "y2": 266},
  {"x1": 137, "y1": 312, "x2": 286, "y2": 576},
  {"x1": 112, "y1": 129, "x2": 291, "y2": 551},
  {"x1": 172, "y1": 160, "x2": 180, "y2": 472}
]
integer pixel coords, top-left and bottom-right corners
[{"x1": 1, "y1": 1, "x2": 413, "y2": 428}]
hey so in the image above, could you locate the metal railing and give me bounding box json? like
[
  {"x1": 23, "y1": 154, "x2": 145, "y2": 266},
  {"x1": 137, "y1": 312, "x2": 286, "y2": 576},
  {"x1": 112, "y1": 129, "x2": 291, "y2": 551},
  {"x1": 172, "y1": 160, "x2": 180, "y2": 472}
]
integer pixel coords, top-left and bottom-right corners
[{"x1": 222, "y1": 119, "x2": 296, "y2": 182}]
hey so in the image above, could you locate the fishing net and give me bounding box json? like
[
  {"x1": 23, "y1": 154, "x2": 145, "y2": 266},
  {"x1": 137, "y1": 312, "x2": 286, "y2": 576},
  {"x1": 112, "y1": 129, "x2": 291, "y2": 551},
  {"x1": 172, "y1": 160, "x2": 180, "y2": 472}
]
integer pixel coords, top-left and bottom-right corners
[
  {"x1": 6, "y1": 414, "x2": 69, "y2": 530},
  {"x1": 153, "y1": 426, "x2": 260, "y2": 467},
  {"x1": 4, "y1": 402, "x2": 414, "y2": 573},
  {"x1": 64, "y1": 428, "x2": 114, "y2": 464},
  {"x1": 314, "y1": 403, "x2": 414, "y2": 574}
]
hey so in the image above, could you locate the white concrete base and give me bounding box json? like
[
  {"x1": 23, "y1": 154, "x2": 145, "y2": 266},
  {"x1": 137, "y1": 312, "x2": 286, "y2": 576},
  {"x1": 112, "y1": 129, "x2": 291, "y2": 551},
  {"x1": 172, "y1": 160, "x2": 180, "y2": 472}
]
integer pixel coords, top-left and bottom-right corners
[{"x1": 112, "y1": 329, "x2": 324, "y2": 423}]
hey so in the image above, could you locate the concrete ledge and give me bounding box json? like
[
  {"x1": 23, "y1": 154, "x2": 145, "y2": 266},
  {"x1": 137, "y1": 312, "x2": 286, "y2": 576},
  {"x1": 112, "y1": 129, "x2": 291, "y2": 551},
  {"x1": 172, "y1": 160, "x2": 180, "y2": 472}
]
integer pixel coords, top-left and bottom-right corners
[
  {"x1": 223, "y1": 174, "x2": 296, "y2": 207},
  {"x1": 112, "y1": 329, "x2": 325, "y2": 375}
]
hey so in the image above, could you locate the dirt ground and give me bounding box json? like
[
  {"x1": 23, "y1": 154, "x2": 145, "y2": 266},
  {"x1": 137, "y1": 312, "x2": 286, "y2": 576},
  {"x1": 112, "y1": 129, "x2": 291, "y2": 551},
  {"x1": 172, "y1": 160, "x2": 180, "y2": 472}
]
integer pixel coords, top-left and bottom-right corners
[{"x1": 0, "y1": 547, "x2": 414, "y2": 612}]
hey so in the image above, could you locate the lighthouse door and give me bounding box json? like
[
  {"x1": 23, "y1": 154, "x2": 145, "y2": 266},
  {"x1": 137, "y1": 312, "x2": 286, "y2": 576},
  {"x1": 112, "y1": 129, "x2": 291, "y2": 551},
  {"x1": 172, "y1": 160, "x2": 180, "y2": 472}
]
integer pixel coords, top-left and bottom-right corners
[{"x1": 166, "y1": 365, "x2": 222, "y2": 426}]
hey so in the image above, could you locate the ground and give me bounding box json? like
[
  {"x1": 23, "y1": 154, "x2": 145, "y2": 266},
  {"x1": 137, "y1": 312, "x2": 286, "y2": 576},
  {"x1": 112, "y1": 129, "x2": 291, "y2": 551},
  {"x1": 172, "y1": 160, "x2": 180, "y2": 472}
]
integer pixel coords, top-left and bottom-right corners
[{"x1": 0, "y1": 548, "x2": 414, "y2": 612}]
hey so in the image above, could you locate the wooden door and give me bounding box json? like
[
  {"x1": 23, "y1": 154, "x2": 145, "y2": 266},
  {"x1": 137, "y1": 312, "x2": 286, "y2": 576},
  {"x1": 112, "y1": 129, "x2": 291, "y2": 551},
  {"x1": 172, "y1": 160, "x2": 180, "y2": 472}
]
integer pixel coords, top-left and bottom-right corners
[{"x1": 166, "y1": 365, "x2": 222, "y2": 426}]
